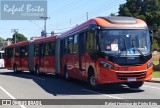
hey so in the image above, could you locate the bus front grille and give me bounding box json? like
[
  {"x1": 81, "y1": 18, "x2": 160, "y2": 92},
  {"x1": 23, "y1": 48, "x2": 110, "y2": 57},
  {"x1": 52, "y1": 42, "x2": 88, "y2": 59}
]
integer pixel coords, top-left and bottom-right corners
[{"x1": 116, "y1": 71, "x2": 146, "y2": 80}]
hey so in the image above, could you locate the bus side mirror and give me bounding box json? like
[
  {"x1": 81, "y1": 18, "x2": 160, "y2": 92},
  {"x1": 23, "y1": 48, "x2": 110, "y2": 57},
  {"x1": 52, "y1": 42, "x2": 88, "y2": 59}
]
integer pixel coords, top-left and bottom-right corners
[{"x1": 149, "y1": 30, "x2": 154, "y2": 44}]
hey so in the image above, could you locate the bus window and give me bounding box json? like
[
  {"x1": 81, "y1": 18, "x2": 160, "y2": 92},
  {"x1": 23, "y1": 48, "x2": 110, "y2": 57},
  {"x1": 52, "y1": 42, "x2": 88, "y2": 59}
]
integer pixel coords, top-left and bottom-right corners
[
  {"x1": 79, "y1": 32, "x2": 86, "y2": 54},
  {"x1": 73, "y1": 34, "x2": 78, "y2": 54},
  {"x1": 45, "y1": 43, "x2": 50, "y2": 56},
  {"x1": 86, "y1": 31, "x2": 96, "y2": 55},
  {"x1": 69, "y1": 36, "x2": 73, "y2": 54},
  {"x1": 34, "y1": 45, "x2": 39, "y2": 56},
  {"x1": 50, "y1": 42, "x2": 55, "y2": 55},
  {"x1": 15, "y1": 47, "x2": 20, "y2": 57},
  {"x1": 21, "y1": 46, "x2": 28, "y2": 57},
  {"x1": 5, "y1": 48, "x2": 14, "y2": 58},
  {"x1": 40, "y1": 44, "x2": 45, "y2": 56},
  {"x1": 64, "y1": 38, "x2": 69, "y2": 54}
]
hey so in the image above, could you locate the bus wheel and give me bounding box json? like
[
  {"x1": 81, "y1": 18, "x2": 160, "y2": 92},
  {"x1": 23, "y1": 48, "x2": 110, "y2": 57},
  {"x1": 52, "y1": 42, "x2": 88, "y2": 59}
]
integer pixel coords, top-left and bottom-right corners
[
  {"x1": 13, "y1": 64, "x2": 18, "y2": 73},
  {"x1": 126, "y1": 81, "x2": 144, "y2": 88},
  {"x1": 88, "y1": 72, "x2": 97, "y2": 89},
  {"x1": 35, "y1": 65, "x2": 40, "y2": 75},
  {"x1": 64, "y1": 67, "x2": 69, "y2": 80}
]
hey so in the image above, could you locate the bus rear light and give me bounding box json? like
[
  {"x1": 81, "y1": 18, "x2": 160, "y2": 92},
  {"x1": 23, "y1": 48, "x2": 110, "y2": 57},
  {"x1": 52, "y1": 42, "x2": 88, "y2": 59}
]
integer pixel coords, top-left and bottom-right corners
[
  {"x1": 100, "y1": 61, "x2": 114, "y2": 70},
  {"x1": 147, "y1": 62, "x2": 153, "y2": 69}
]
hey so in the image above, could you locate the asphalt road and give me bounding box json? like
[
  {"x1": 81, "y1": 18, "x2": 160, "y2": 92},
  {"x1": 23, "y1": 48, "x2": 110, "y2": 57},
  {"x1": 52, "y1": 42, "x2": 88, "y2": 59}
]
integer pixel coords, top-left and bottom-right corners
[{"x1": 0, "y1": 69, "x2": 160, "y2": 108}]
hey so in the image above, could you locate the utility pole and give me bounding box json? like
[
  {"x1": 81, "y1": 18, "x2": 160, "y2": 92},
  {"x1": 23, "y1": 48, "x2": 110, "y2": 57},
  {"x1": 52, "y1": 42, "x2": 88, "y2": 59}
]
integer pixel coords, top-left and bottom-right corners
[
  {"x1": 11, "y1": 29, "x2": 18, "y2": 43},
  {"x1": 86, "y1": 12, "x2": 88, "y2": 21},
  {"x1": 40, "y1": 16, "x2": 50, "y2": 37}
]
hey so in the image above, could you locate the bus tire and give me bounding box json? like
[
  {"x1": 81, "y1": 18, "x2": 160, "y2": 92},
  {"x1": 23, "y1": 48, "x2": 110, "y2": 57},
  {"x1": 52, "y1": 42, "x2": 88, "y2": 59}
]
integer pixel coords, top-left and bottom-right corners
[
  {"x1": 126, "y1": 81, "x2": 144, "y2": 88},
  {"x1": 64, "y1": 66, "x2": 69, "y2": 80},
  {"x1": 88, "y1": 71, "x2": 98, "y2": 89},
  {"x1": 13, "y1": 64, "x2": 18, "y2": 73},
  {"x1": 35, "y1": 65, "x2": 40, "y2": 75}
]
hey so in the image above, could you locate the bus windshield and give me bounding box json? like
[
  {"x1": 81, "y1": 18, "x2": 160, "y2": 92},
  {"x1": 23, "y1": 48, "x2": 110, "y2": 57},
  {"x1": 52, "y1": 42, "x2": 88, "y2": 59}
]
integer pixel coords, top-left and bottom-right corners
[{"x1": 99, "y1": 29, "x2": 151, "y2": 56}]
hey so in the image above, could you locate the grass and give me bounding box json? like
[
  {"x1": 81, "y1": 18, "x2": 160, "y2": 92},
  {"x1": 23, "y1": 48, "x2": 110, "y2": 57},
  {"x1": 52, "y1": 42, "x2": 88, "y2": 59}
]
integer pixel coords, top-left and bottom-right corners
[
  {"x1": 153, "y1": 71, "x2": 160, "y2": 78},
  {"x1": 150, "y1": 53, "x2": 160, "y2": 78},
  {"x1": 153, "y1": 61, "x2": 160, "y2": 78},
  {"x1": 153, "y1": 61, "x2": 159, "y2": 65}
]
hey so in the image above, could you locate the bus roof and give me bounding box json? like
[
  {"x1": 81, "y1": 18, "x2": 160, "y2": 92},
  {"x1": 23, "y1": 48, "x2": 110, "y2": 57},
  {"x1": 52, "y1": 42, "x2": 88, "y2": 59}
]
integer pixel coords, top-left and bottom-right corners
[
  {"x1": 94, "y1": 16, "x2": 147, "y2": 29},
  {"x1": 5, "y1": 41, "x2": 29, "y2": 48},
  {"x1": 59, "y1": 16, "x2": 148, "y2": 38},
  {"x1": 5, "y1": 36, "x2": 57, "y2": 48},
  {"x1": 60, "y1": 19, "x2": 97, "y2": 38},
  {"x1": 34, "y1": 36, "x2": 57, "y2": 44}
]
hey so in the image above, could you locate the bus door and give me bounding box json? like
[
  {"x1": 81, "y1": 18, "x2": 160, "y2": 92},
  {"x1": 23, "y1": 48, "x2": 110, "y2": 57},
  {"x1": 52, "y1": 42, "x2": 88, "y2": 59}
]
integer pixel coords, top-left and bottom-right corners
[
  {"x1": 72, "y1": 32, "x2": 86, "y2": 79},
  {"x1": 61, "y1": 39, "x2": 69, "y2": 76},
  {"x1": 50, "y1": 42, "x2": 56, "y2": 74},
  {"x1": 68, "y1": 36, "x2": 76, "y2": 78},
  {"x1": 44, "y1": 42, "x2": 55, "y2": 73},
  {"x1": 39, "y1": 43, "x2": 45, "y2": 72},
  {"x1": 43, "y1": 43, "x2": 49, "y2": 73},
  {"x1": 20, "y1": 46, "x2": 29, "y2": 70},
  {"x1": 14, "y1": 47, "x2": 21, "y2": 69},
  {"x1": 72, "y1": 34, "x2": 79, "y2": 79},
  {"x1": 78, "y1": 32, "x2": 86, "y2": 80}
]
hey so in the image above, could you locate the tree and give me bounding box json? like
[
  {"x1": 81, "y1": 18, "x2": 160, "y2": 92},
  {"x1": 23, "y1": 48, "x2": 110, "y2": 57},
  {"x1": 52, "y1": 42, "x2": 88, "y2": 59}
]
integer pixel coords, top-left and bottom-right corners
[
  {"x1": 119, "y1": 0, "x2": 160, "y2": 25},
  {"x1": 118, "y1": 0, "x2": 160, "y2": 51},
  {"x1": 110, "y1": 13, "x2": 116, "y2": 16},
  {"x1": 0, "y1": 37, "x2": 5, "y2": 46},
  {"x1": 152, "y1": 39, "x2": 159, "y2": 51},
  {"x1": 0, "y1": 37, "x2": 6, "y2": 50},
  {"x1": 12, "y1": 32, "x2": 28, "y2": 43}
]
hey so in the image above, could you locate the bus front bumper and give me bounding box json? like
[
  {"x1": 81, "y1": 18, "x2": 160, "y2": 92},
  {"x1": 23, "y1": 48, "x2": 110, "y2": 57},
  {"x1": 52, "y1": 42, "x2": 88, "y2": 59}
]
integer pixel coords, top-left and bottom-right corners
[{"x1": 96, "y1": 66, "x2": 153, "y2": 85}]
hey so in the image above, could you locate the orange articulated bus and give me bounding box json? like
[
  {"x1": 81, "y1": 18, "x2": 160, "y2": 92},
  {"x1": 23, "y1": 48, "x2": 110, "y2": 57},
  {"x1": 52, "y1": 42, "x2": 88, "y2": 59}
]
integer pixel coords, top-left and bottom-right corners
[
  {"x1": 31, "y1": 36, "x2": 56, "y2": 74},
  {"x1": 5, "y1": 41, "x2": 29, "y2": 72},
  {"x1": 57, "y1": 16, "x2": 153, "y2": 88},
  {"x1": 5, "y1": 16, "x2": 153, "y2": 89},
  {"x1": 5, "y1": 36, "x2": 57, "y2": 75}
]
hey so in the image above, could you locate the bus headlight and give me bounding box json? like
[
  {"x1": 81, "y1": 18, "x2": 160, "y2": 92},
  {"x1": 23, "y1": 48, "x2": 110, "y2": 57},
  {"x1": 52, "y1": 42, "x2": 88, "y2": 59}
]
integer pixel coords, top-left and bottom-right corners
[
  {"x1": 100, "y1": 61, "x2": 114, "y2": 70},
  {"x1": 147, "y1": 62, "x2": 153, "y2": 69}
]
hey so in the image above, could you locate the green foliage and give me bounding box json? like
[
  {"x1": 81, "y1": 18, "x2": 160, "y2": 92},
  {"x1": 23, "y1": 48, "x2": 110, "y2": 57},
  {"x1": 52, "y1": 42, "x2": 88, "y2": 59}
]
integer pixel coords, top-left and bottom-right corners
[
  {"x1": 12, "y1": 32, "x2": 28, "y2": 43},
  {"x1": 152, "y1": 39, "x2": 159, "y2": 51},
  {"x1": 110, "y1": 13, "x2": 116, "y2": 16},
  {"x1": 0, "y1": 37, "x2": 6, "y2": 47},
  {"x1": 119, "y1": 0, "x2": 160, "y2": 26},
  {"x1": 118, "y1": 0, "x2": 160, "y2": 50},
  {"x1": 153, "y1": 71, "x2": 160, "y2": 78}
]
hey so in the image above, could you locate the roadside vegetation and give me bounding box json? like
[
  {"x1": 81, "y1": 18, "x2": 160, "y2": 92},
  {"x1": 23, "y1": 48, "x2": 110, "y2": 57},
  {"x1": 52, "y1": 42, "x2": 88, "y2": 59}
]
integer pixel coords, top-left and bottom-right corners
[
  {"x1": 152, "y1": 52, "x2": 160, "y2": 78},
  {"x1": 153, "y1": 71, "x2": 160, "y2": 78}
]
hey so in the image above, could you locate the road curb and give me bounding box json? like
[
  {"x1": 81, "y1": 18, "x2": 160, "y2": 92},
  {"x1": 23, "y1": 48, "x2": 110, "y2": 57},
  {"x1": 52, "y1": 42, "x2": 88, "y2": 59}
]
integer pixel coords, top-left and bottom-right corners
[{"x1": 146, "y1": 80, "x2": 160, "y2": 83}]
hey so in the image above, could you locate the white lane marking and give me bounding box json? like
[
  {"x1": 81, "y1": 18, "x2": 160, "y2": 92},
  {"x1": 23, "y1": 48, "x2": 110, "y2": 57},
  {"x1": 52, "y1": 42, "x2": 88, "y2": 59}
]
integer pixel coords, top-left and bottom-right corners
[
  {"x1": 22, "y1": 74, "x2": 45, "y2": 81},
  {"x1": 143, "y1": 85, "x2": 160, "y2": 90},
  {"x1": 82, "y1": 89, "x2": 122, "y2": 99},
  {"x1": 0, "y1": 86, "x2": 26, "y2": 108}
]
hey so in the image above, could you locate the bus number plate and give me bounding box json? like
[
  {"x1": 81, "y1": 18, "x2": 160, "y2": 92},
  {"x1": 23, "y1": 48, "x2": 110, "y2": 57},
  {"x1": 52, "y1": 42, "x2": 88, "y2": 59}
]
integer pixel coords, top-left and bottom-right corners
[{"x1": 127, "y1": 78, "x2": 136, "y2": 82}]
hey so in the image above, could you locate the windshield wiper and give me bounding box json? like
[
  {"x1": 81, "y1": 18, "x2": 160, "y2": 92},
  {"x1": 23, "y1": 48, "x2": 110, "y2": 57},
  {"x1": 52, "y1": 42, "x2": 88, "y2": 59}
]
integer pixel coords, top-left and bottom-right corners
[{"x1": 131, "y1": 39, "x2": 145, "y2": 59}]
